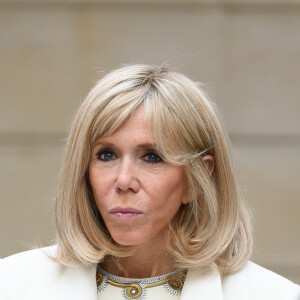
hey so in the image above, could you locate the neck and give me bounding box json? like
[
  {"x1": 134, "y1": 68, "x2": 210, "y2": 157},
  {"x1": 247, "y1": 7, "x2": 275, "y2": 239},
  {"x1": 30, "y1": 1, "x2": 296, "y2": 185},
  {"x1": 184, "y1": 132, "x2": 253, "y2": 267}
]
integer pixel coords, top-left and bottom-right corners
[{"x1": 101, "y1": 244, "x2": 175, "y2": 279}]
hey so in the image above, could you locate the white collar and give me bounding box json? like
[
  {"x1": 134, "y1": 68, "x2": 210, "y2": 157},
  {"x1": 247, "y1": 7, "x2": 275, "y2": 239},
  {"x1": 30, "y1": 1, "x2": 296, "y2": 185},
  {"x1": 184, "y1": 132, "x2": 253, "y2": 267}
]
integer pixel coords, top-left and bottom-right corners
[{"x1": 181, "y1": 264, "x2": 223, "y2": 300}]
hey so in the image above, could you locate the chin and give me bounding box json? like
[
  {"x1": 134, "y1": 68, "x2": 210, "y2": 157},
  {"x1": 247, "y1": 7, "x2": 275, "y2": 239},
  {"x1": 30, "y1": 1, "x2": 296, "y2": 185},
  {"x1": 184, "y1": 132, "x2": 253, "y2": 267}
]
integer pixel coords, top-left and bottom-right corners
[
  {"x1": 112, "y1": 237, "x2": 142, "y2": 246},
  {"x1": 110, "y1": 232, "x2": 144, "y2": 246}
]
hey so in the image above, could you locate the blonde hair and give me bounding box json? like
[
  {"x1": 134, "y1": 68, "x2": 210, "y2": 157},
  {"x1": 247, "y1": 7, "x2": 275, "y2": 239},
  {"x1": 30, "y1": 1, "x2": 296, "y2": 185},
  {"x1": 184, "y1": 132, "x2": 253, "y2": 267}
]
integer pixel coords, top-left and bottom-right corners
[{"x1": 54, "y1": 64, "x2": 253, "y2": 274}]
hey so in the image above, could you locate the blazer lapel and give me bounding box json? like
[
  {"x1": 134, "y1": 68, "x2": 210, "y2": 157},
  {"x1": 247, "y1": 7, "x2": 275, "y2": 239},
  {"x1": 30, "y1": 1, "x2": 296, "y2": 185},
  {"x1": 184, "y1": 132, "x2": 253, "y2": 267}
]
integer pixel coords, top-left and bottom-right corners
[
  {"x1": 52, "y1": 263, "x2": 98, "y2": 300},
  {"x1": 180, "y1": 264, "x2": 223, "y2": 300}
]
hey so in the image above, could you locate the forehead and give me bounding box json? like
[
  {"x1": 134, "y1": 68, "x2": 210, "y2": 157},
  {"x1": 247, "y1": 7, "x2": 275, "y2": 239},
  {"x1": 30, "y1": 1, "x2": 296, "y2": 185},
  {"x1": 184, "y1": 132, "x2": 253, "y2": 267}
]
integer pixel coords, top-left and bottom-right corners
[
  {"x1": 94, "y1": 106, "x2": 156, "y2": 147},
  {"x1": 118, "y1": 106, "x2": 149, "y2": 131}
]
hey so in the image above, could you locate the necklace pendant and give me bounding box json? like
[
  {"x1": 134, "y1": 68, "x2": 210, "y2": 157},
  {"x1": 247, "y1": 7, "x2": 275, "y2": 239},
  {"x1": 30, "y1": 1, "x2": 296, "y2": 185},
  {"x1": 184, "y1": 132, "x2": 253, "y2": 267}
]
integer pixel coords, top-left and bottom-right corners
[{"x1": 123, "y1": 283, "x2": 146, "y2": 300}]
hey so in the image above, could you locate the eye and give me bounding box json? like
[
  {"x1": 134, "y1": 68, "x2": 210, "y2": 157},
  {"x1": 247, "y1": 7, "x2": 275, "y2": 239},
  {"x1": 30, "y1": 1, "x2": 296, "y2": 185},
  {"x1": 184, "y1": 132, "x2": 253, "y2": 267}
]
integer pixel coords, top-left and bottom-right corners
[
  {"x1": 96, "y1": 150, "x2": 116, "y2": 161},
  {"x1": 143, "y1": 151, "x2": 163, "y2": 164}
]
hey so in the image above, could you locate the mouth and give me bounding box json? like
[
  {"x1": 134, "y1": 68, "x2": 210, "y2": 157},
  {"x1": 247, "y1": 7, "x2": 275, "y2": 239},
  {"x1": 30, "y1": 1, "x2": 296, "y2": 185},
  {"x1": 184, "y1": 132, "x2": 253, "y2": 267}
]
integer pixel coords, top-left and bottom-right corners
[{"x1": 110, "y1": 207, "x2": 143, "y2": 220}]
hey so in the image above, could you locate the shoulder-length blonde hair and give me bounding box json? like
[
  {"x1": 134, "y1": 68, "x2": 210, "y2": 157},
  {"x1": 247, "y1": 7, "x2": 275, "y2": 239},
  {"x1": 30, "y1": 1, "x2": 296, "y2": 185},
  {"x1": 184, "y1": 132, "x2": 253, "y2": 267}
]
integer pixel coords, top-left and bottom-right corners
[{"x1": 54, "y1": 64, "x2": 253, "y2": 274}]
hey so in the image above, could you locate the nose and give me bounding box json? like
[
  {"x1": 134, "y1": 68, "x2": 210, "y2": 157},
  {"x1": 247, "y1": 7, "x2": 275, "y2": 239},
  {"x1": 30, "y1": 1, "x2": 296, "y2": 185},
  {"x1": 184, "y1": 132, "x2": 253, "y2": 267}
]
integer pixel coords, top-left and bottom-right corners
[{"x1": 115, "y1": 158, "x2": 140, "y2": 193}]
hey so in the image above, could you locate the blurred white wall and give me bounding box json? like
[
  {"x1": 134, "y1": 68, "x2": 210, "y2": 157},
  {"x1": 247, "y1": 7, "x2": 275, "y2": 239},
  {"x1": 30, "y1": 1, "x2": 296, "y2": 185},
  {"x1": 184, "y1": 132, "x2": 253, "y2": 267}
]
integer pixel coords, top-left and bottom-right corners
[{"x1": 0, "y1": 0, "x2": 299, "y2": 283}]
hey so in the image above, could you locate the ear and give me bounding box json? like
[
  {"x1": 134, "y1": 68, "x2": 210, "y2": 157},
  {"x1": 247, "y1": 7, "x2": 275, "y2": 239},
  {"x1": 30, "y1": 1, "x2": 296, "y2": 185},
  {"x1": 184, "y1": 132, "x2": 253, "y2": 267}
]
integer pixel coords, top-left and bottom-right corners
[{"x1": 202, "y1": 155, "x2": 215, "y2": 175}]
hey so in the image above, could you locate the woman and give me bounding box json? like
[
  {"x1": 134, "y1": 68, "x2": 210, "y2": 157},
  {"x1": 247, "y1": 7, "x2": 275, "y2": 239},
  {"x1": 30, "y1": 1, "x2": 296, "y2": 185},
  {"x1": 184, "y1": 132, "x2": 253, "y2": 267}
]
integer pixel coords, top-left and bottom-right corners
[{"x1": 0, "y1": 64, "x2": 299, "y2": 300}]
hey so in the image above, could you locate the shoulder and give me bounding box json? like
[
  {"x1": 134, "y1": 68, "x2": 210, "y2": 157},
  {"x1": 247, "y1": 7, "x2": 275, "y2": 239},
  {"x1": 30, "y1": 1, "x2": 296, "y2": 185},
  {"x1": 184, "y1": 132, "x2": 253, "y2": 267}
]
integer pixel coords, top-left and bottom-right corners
[
  {"x1": 0, "y1": 246, "x2": 57, "y2": 299},
  {"x1": 0, "y1": 245, "x2": 58, "y2": 275},
  {"x1": 222, "y1": 261, "x2": 300, "y2": 300},
  {"x1": 0, "y1": 246, "x2": 97, "y2": 300},
  {"x1": 0, "y1": 246, "x2": 59, "y2": 291},
  {"x1": 1, "y1": 245, "x2": 57, "y2": 262}
]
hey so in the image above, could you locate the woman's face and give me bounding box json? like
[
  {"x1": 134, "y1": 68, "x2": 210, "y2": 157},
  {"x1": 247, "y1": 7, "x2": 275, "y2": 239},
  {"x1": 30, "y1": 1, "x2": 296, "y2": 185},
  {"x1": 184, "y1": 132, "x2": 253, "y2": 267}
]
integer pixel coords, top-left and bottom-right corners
[{"x1": 89, "y1": 106, "x2": 189, "y2": 247}]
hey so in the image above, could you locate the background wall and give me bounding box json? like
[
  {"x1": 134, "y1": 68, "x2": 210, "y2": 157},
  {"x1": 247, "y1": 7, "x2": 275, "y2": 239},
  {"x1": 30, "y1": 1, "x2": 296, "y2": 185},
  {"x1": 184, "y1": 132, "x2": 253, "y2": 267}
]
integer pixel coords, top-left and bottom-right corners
[{"x1": 0, "y1": 0, "x2": 299, "y2": 283}]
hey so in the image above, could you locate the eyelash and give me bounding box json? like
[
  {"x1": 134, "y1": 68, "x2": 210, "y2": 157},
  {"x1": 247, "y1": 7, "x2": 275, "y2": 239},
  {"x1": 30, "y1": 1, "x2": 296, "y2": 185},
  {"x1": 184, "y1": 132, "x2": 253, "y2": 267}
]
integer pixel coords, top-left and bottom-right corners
[{"x1": 95, "y1": 149, "x2": 163, "y2": 164}]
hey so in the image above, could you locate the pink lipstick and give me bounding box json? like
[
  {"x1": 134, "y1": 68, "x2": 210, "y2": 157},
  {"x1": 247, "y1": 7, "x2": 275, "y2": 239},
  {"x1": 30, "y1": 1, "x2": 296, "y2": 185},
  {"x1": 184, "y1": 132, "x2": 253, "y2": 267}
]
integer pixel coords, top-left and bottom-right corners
[{"x1": 110, "y1": 207, "x2": 142, "y2": 220}]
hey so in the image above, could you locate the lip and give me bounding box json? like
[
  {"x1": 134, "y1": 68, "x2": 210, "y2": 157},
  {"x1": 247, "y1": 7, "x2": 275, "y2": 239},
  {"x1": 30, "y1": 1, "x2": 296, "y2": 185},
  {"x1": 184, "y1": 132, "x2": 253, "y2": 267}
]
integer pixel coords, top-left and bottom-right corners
[{"x1": 110, "y1": 207, "x2": 143, "y2": 220}]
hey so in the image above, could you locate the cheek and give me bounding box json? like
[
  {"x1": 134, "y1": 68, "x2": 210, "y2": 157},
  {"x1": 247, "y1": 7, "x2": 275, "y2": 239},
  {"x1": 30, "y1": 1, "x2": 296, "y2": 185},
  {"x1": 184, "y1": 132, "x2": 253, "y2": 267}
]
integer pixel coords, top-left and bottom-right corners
[
  {"x1": 88, "y1": 167, "x2": 109, "y2": 206},
  {"x1": 149, "y1": 169, "x2": 187, "y2": 209}
]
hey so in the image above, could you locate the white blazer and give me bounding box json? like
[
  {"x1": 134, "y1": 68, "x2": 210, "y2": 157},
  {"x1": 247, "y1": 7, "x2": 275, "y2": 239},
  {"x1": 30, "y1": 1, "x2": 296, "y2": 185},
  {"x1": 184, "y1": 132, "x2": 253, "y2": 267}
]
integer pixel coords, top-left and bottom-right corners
[{"x1": 0, "y1": 246, "x2": 299, "y2": 300}]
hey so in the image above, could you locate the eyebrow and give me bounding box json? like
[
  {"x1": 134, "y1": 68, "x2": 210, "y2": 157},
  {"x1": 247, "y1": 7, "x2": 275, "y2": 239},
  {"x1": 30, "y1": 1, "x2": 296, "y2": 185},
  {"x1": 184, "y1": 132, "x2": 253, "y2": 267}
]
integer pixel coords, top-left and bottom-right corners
[{"x1": 93, "y1": 141, "x2": 157, "y2": 149}]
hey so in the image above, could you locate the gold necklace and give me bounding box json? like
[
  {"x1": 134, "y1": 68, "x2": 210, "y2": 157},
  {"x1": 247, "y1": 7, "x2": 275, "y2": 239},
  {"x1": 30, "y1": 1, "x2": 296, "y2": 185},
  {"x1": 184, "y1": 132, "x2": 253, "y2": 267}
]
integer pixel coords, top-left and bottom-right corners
[{"x1": 96, "y1": 266, "x2": 186, "y2": 300}]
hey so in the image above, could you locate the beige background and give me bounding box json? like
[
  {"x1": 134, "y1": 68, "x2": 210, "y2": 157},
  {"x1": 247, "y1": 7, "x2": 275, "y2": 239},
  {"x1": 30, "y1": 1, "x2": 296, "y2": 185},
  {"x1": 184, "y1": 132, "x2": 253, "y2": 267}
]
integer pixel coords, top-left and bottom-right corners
[{"x1": 0, "y1": 0, "x2": 299, "y2": 283}]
